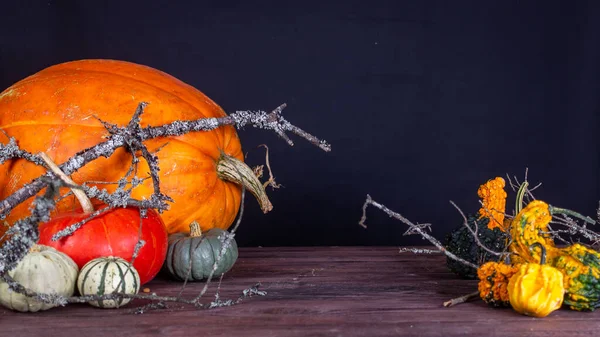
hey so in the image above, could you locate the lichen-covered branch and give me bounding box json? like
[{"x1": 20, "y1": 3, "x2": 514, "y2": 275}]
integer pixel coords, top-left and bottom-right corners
[
  {"x1": 0, "y1": 102, "x2": 330, "y2": 221},
  {"x1": 0, "y1": 271, "x2": 266, "y2": 313},
  {"x1": 0, "y1": 101, "x2": 328, "y2": 312},
  {"x1": 0, "y1": 180, "x2": 60, "y2": 276}
]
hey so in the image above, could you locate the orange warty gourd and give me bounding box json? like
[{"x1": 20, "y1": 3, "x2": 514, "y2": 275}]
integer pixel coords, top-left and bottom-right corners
[{"x1": 0, "y1": 59, "x2": 271, "y2": 237}]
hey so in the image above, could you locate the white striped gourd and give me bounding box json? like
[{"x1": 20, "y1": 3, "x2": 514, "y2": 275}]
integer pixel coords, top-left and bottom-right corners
[{"x1": 77, "y1": 256, "x2": 140, "y2": 308}]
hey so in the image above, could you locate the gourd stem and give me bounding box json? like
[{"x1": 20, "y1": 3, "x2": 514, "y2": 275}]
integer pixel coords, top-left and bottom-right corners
[
  {"x1": 529, "y1": 242, "x2": 546, "y2": 265},
  {"x1": 216, "y1": 153, "x2": 273, "y2": 213},
  {"x1": 549, "y1": 206, "x2": 596, "y2": 225},
  {"x1": 515, "y1": 181, "x2": 528, "y2": 214},
  {"x1": 189, "y1": 221, "x2": 202, "y2": 237},
  {"x1": 38, "y1": 152, "x2": 95, "y2": 215}
]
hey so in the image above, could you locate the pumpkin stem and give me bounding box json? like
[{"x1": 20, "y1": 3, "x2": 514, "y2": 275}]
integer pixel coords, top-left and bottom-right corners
[
  {"x1": 29, "y1": 244, "x2": 42, "y2": 253},
  {"x1": 529, "y1": 242, "x2": 547, "y2": 265},
  {"x1": 38, "y1": 152, "x2": 95, "y2": 215},
  {"x1": 515, "y1": 180, "x2": 528, "y2": 215},
  {"x1": 189, "y1": 221, "x2": 202, "y2": 237},
  {"x1": 549, "y1": 205, "x2": 596, "y2": 225},
  {"x1": 216, "y1": 153, "x2": 273, "y2": 213}
]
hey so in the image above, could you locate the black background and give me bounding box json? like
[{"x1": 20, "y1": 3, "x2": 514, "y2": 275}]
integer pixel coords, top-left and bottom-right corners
[{"x1": 1, "y1": 1, "x2": 599, "y2": 247}]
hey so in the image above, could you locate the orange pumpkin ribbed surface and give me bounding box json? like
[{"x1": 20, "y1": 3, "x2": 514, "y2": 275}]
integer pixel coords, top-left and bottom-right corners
[{"x1": 0, "y1": 59, "x2": 253, "y2": 236}]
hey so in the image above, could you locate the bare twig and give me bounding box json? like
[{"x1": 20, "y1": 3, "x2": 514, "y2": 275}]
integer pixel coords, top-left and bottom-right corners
[
  {"x1": 0, "y1": 271, "x2": 266, "y2": 313},
  {"x1": 443, "y1": 291, "x2": 480, "y2": 307},
  {"x1": 359, "y1": 194, "x2": 478, "y2": 270}
]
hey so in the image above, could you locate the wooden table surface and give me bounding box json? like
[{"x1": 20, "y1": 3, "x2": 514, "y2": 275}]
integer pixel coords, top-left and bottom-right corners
[{"x1": 2, "y1": 246, "x2": 600, "y2": 336}]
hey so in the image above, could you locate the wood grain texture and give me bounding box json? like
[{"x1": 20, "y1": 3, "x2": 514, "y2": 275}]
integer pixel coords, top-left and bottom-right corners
[{"x1": 2, "y1": 246, "x2": 600, "y2": 336}]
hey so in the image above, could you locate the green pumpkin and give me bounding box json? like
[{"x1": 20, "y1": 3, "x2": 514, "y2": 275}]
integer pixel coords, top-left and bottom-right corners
[{"x1": 164, "y1": 221, "x2": 238, "y2": 281}]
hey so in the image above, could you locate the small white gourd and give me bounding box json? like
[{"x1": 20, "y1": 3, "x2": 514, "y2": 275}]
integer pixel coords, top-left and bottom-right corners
[
  {"x1": 0, "y1": 244, "x2": 79, "y2": 312},
  {"x1": 77, "y1": 256, "x2": 140, "y2": 308}
]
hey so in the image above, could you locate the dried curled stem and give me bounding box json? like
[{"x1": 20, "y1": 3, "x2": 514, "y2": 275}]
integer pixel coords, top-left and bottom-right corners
[
  {"x1": 217, "y1": 154, "x2": 273, "y2": 213},
  {"x1": 254, "y1": 144, "x2": 282, "y2": 190}
]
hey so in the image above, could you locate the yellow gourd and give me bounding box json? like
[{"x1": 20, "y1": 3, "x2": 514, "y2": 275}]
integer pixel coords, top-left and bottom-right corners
[{"x1": 507, "y1": 242, "x2": 565, "y2": 318}]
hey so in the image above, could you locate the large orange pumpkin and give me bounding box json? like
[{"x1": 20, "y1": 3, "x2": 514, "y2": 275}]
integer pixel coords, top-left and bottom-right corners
[{"x1": 0, "y1": 59, "x2": 271, "y2": 237}]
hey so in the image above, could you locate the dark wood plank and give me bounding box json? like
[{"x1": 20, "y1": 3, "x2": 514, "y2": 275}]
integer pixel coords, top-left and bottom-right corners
[{"x1": 2, "y1": 246, "x2": 600, "y2": 337}]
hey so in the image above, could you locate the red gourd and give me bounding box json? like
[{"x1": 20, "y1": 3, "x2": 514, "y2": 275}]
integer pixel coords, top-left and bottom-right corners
[{"x1": 38, "y1": 205, "x2": 168, "y2": 285}]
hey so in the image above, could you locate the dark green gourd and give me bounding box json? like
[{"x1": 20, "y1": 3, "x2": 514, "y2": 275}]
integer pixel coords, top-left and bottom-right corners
[
  {"x1": 445, "y1": 215, "x2": 508, "y2": 279},
  {"x1": 164, "y1": 221, "x2": 238, "y2": 281}
]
